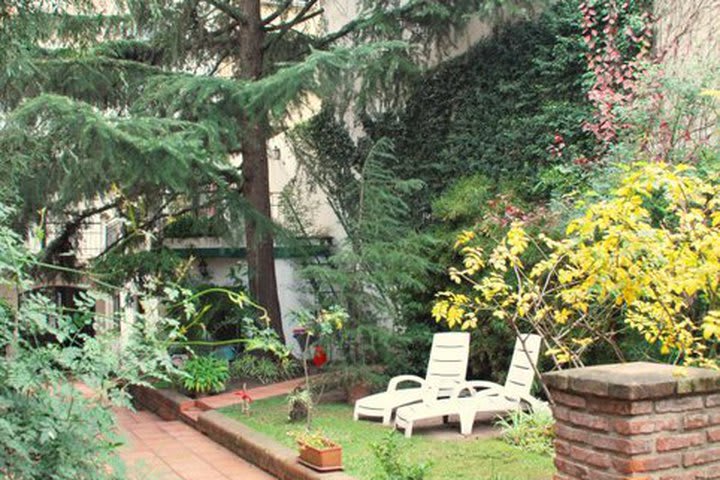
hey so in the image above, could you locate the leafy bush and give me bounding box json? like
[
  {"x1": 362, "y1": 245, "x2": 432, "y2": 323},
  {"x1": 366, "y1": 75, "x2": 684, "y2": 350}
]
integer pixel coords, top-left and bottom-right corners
[
  {"x1": 371, "y1": 431, "x2": 431, "y2": 480},
  {"x1": 287, "y1": 388, "x2": 313, "y2": 423},
  {"x1": 495, "y1": 410, "x2": 555, "y2": 455},
  {"x1": 434, "y1": 162, "x2": 720, "y2": 370},
  {"x1": 163, "y1": 213, "x2": 228, "y2": 238},
  {"x1": 180, "y1": 356, "x2": 230, "y2": 394},
  {"x1": 176, "y1": 285, "x2": 254, "y2": 346},
  {"x1": 230, "y1": 354, "x2": 298, "y2": 384},
  {"x1": 0, "y1": 205, "x2": 181, "y2": 479}
]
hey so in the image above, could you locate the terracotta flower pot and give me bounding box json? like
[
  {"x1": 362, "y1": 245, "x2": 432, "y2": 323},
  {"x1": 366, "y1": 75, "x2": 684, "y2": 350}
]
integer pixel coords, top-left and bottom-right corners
[{"x1": 297, "y1": 441, "x2": 343, "y2": 472}]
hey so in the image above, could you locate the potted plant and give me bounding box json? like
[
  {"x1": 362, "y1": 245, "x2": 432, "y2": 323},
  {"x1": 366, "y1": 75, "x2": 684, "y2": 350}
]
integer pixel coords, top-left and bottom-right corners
[
  {"x1": 291, "y1": 430, "x2": 343, "y2": 472},
  {"x1": 325, "y1": 363, "x2": 385, "y2": 404},
  {"x1": 342, "y1": 365, "x2": 385, "y2": 404}
]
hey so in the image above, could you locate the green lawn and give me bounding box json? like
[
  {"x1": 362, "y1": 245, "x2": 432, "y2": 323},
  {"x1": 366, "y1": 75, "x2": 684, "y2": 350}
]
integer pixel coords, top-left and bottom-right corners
[{"x1": 220, "y1": 397, "x2": 554, "y2": 480}]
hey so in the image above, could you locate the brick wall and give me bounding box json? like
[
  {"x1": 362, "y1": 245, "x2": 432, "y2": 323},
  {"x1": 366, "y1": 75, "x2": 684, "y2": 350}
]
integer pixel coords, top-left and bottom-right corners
[
  {"x1": 130, "y1": 384, "x2": 196, "y2": 421},
  {"x1": 543, "y1": 362, "x2": 720, "y2": 480}
]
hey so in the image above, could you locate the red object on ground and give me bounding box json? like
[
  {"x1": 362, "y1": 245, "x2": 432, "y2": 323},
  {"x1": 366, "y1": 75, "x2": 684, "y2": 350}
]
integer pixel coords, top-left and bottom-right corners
[
  {"x1": 312, "y1": 345, "x2": 327, "y2": 367},
  {"x1": 234, "y1": 389, "x2": 253, "y2": 403}
]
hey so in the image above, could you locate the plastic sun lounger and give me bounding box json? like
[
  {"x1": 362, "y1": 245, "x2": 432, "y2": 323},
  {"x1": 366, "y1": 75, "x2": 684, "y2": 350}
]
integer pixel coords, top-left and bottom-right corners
[
  {"x1": 353, "y1": 332, "x2": 470, "y2": 425},
  {"x1": 394, "y1": 334, "x2": 544, "y2": 437}
]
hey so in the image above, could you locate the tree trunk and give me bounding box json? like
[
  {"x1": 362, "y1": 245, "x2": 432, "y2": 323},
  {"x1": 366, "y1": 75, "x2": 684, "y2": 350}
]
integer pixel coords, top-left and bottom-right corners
[{"x1": 235, "y1": 0, "x2": 284, "y2": 337}]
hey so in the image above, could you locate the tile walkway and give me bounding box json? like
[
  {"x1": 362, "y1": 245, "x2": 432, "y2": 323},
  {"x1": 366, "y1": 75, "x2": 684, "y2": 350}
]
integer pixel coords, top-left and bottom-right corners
[
  {"x1": 117, "y1": 407, "x2": 276, "y2": 480},
  {"x1": 115, "y1": 378, "x2": 308, "y2": 480}
]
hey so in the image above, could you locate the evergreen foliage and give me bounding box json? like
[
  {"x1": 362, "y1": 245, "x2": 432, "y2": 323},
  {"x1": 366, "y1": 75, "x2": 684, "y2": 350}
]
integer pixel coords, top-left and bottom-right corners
[
  {"x1": 0, "y1": 0, "x2": 547, "y2": 336},
  {"x1": 291, "y1": 137, "x2": 436, "y2": 324},
  {"x1": 369, "y1": 0, "x2": 595, "y2": 215}
]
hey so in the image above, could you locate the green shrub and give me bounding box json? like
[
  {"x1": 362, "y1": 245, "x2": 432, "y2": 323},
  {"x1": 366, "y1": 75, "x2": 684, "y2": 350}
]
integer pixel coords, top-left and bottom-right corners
[
  {"x1": 181, "y1": 356, "x2": 230, "y2": 394},
  {"x1": 230, "y1": 354, "x2": 298, "y2": 384},
  {"x1": 371, "y1": 431, "x2": 431, "y2": 480},
  {"x1": 0, "y1": 204, "x2": 182, "y2": 479},
  {"x1": 495, "y1": 409, "x2": 555, "y2": 455},
  {"x1": 163, "y1": 213, "x2": 228, "y2": 238}
]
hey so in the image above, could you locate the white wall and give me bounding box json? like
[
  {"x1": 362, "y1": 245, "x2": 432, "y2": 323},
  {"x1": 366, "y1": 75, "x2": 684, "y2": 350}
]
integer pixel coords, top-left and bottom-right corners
[{"x1": 187, "y1": 255, "x2": 313, "y2": 350}]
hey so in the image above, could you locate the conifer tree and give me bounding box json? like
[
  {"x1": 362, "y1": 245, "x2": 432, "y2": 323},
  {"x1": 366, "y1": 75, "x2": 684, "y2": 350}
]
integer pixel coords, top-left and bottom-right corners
[{"x1": 0, "y1": 0, "x2": 537, "y2": 336}]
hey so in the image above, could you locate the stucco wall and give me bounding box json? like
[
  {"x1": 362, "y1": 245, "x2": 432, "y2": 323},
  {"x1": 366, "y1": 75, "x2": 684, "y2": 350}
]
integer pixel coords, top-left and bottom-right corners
[{"x1": 654, "y1": 0, "x2": 720, "y2": 73}]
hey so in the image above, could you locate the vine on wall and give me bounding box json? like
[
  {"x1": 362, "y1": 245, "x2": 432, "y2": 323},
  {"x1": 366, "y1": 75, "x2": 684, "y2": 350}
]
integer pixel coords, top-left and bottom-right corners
[{"x1": 580, "y1": 0, "x2": 654, "y2": 153}]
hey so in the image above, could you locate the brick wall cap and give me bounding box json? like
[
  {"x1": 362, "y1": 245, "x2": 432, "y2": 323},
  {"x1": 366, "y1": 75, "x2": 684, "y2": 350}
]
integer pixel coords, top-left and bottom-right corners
[{"x1": 543, "y1": 362, "x2": 720, "y2": 400}]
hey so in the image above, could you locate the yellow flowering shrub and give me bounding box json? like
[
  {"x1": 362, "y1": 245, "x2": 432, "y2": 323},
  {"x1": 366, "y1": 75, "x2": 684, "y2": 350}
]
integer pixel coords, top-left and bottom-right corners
[{"x1": 433, "y1": 162, "x2": 720, "y2": 369}]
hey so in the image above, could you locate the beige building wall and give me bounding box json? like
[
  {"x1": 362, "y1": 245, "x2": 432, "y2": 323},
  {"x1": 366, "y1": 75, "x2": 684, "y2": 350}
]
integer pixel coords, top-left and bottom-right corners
[{"x1": 654, "y1": 0, "x2": 720, "y2": 73}]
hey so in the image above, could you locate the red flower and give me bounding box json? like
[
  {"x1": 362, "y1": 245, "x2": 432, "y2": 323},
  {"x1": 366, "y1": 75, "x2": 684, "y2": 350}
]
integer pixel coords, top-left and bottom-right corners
[
  {"x1": 312, "y1": 345, "x2": 328, "y2": 367},
  {"x1": 235, "y1": 390, "x2": 253, "y2": 403}
]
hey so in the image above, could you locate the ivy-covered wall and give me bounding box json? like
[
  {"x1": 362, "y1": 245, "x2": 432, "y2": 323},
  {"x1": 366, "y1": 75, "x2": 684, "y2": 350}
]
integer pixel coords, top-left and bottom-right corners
[{"x1": 364, "y1": 0, "x2": 595, "y2": 222}]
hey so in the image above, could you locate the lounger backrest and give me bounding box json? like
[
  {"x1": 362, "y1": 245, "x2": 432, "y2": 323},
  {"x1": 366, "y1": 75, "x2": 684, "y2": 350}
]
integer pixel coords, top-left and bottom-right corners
[
  {"x1": 503, "y1": 333, "x2": 542, "y2": 400},
  {"x1": 425, "y1": 332, "x2": 470, "y2": 394}
]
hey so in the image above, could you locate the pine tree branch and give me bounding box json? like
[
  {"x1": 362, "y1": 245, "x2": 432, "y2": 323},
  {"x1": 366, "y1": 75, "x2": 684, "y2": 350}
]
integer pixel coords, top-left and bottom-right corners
[
  {"x1": 263, "y1": 0, "x2": 320, "y2": 32},
  {"x1": 261, "y1": 0, "x2": 293, "y2": 26},
  {"x1": 98, "y1": 197, "x2": 186, "y2": 257},
  {"x1": 314, "y1": 0, "x2": 424, "y2": 49},
  {"x1": 263, "y1": 0, "x2": 322, "y2": 53},
  {"x1": 264, "y1": 9, "x2": 323, "y2": 33},
  {"x1": 40, "y1": 201, "x2": 120, "y2": 264},
  {"x1": 202, "y1": 0, "x2": 247, "y2": 24},
  {"x1": 208, "y1": 51, "x2": 230, "y2": 75}
]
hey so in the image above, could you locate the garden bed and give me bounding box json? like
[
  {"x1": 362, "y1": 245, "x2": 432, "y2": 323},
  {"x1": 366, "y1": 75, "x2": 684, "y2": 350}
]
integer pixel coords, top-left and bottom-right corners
[{"x1": 220, "y1": 397, "x2": 555, "y2": 480}]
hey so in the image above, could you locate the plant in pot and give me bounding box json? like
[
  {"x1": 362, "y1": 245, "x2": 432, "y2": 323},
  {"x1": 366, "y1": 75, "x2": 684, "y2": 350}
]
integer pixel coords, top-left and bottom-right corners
[
  {"x1": 290, "y1": 430, "x2": 343, "y2": 472},
  {"x1": 331, "y1": 363, "x2": 386, "y2": 404},
  {"x1": 179, "y1": 355, "x2": 230, "y2": 397},
  {"x1": 341, "y1": 365, "x2": 387, "y2": 405}
]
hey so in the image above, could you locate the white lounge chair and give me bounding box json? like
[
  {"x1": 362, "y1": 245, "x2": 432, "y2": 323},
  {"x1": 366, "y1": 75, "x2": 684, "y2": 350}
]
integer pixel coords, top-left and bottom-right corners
[
  {"x1": 394, "y1": 333, "x2": 543, "y2": 437},
  {"x1": 353, "y1": 332, "x2": 470, "y2": 425}
]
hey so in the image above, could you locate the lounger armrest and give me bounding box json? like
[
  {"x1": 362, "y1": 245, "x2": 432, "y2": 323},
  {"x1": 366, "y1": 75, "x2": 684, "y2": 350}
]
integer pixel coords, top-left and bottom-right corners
[
  {"x1": 517, "y1": 393, "x2": 548, "y2": 412},
  {"x1": 464, "y1": 380, "x2": 503, "y2": 391},
  {"x1": 387, "y1": 375, "x2": 426, "y2": 392},
  {"x1": 473, "y1": 387, "x2": 545, "y2": 411},
  {"x1": 449, "y1": 381, "x2": 479, "y2": 399}
]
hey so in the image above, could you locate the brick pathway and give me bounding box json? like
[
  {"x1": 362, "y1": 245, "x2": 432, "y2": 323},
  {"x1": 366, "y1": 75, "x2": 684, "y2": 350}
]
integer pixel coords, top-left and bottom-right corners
[
  {"x1": 116, "y1": 378, "x2": 306, "y2": 480},
  {"x1": 195, "y1": 377, "x2": 305, "y2": 410},
  {"x1": 116, "y1": 408, "x2": 275, "y2": 480}
]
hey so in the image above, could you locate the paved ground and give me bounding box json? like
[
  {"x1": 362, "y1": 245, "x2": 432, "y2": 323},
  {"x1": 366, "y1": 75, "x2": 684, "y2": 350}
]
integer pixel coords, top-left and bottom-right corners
[
  {"x1": 195, "y1": 378, "x2": 305, "y2": 410},
  {"x1": 116, "y1": 408, "x2": 276, "y2": 480},
  {"x1": 114, "y1": 379, "x2": 307, "y2": 480}
]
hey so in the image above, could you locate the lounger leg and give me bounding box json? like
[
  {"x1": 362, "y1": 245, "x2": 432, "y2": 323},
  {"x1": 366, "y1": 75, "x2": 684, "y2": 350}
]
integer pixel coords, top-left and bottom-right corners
[
  {"x1": 459, "y1": 411, "x2": 475, "y2": 436},
  {"x1": 404, "y1": 422, "x2": 413, "y2": 438},
  {"x1": 382, "y1": 411, "x2": 392, "y2": 426},
  {"x1": 443, "y1": 415, "x2": 449, "y2": 424},
  {"x1": 353, "y1": 407, "x2": 359, "y2": 421}
]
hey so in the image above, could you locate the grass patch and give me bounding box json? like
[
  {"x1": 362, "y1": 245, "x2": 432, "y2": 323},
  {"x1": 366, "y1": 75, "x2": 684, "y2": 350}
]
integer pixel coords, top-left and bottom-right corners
[{"x1": 220, "y1": 397, "x2": 554, "y2": 480}]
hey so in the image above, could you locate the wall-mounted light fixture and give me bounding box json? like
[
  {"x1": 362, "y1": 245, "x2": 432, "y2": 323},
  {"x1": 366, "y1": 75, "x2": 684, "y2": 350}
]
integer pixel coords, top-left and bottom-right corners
[{"x1": 271, "y1": 146, "x2": 281, "y2": 160}]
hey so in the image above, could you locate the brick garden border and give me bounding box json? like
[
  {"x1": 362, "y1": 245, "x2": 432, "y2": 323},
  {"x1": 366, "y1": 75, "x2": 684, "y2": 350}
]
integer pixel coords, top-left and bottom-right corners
[
  {"x1": 130, "y1": 384, "x2": 198, "y2": 421},
  {"x1": 197, "y1": 410, "x2": 356, "y2": 480}
]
